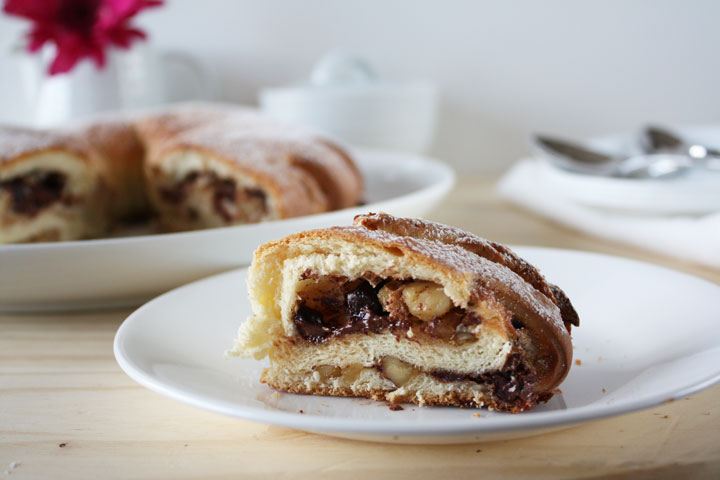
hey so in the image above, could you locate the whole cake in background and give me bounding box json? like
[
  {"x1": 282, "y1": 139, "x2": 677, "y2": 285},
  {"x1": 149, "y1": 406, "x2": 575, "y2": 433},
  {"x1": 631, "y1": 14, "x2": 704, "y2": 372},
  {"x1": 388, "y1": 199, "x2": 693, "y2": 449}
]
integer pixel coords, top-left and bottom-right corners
[
  {"x1": 228, "y1": 212, "x2": 579, "y2": 413},
  {"x1": 0, "y1": 103, "x2": 364, "y2": 244}
]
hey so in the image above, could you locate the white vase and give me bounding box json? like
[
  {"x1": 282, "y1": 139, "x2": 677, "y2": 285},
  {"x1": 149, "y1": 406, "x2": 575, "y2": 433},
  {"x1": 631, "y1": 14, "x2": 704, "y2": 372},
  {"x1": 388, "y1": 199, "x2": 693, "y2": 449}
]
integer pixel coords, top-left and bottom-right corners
[{"x1": 19, "y1": 44, "x2": 212, "y2": 128}]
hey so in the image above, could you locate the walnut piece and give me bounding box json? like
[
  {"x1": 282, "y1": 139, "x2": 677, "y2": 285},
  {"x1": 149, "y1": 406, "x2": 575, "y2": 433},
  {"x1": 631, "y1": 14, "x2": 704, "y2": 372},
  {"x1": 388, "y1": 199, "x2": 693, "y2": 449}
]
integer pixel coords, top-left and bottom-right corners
[
  {"x1": 381, "y1": 356, "x2": 415, "y2": 386},
  {"x1": 314, "y1": 364, "x2": 341, "y2": 380},
  {"x1": 401, "y1": 281, "x2": 453, "y2": 322}
]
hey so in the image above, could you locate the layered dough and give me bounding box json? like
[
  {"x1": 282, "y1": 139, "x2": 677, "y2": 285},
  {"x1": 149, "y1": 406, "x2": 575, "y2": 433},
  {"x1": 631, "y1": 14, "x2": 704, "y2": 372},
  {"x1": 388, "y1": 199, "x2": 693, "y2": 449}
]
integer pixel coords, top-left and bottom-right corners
[
  {"x1": 229, "y1": 213, "x2": 579, "y2": 412},
  {"x1": 0, "y1": 104, "x2": 364, "y2": 243}
]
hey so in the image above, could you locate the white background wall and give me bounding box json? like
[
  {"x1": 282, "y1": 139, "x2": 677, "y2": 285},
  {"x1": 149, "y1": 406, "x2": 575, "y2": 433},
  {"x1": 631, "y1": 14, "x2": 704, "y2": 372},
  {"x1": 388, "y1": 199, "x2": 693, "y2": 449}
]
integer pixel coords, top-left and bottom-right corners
[{"x1": 1, "y1": 0, "x2": 719, "y2": 172}]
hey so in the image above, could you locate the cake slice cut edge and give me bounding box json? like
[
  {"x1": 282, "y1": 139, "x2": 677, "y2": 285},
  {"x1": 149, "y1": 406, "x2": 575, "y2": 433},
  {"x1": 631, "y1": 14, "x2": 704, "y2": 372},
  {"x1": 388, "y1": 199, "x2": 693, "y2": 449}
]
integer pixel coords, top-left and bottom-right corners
[{"x1": 227, "y1": 213, "x2": 578, "y2": 413}]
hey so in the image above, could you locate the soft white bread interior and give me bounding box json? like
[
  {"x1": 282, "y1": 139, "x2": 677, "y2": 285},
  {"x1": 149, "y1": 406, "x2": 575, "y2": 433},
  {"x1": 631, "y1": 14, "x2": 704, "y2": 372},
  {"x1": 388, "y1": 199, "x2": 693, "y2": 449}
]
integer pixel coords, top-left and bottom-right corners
[{"x1": 143, "y1": 149, "x2": 287, "y2": 230}]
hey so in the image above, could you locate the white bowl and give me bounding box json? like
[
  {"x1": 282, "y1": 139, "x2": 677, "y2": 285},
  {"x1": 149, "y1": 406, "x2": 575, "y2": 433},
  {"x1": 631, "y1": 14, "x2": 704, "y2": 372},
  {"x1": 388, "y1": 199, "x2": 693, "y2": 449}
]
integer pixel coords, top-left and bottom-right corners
[{"x1": 260, "y1": 82, "x2": 437, "y2": 154}]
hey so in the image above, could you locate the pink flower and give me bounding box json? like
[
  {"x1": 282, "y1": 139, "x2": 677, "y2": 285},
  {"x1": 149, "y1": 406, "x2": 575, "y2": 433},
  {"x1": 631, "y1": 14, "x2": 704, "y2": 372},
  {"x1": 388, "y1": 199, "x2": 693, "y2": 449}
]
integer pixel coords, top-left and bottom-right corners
[{"x1": 3, "y1": 0, "x2": 163, "y2": 75}]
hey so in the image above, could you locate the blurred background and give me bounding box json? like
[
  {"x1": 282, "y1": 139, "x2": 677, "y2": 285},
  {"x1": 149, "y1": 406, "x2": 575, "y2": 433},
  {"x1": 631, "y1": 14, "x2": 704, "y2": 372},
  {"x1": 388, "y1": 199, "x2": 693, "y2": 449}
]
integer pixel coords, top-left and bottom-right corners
[{"x1": 1, "y1": 0, "x2": 719, "y2": 173}]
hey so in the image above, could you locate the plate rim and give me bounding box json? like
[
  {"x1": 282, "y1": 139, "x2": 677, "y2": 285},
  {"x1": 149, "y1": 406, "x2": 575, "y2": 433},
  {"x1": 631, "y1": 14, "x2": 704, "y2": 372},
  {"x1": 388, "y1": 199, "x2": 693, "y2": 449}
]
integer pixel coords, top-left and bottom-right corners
[{"x1": 113, "y1": 246, "x2": 720, "y2": 437}]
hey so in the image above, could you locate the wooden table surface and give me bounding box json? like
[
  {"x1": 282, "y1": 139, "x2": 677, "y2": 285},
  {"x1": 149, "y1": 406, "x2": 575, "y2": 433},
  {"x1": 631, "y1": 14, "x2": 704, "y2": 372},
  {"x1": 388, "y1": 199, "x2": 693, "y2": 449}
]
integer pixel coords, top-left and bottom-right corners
[{"x1": 2, "y1": 177, "x2": 719, "y2": 479}]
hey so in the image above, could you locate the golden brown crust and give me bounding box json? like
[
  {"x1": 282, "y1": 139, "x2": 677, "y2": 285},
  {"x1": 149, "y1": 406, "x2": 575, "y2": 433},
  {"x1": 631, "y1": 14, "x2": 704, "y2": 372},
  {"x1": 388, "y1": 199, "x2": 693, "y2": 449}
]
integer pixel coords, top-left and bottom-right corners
[
  {"x1": 135, "y1": 106, "x2": 363, "y2": 224},
  {"x1": 317, "y1": 140, "x2": 366, "y2": 205},
  {"x1": 357, "y1": 212, "x2": 553, "y2": 295},
  {"x1": 133, "y1": 108, "x2": 229, "y2": 143},
  {"x1": 263, "y1": 374, "x2": 501, "y2": 410},
  {"x1": 354, "y1": 213, "x2": 579, "y2": 329},
  {"x1": 79, "y1": 120, "x2": 149, "y2": 221},
  {"x1": 549, "y1": 284, "x2": 580, "y2": 330}
]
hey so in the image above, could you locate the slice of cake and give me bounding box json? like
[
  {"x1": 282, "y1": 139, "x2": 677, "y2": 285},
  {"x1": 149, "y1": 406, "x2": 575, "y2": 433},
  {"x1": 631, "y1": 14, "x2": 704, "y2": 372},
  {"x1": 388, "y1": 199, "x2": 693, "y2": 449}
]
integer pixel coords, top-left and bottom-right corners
[
  {"x1": 227, "y1": 213, "x2": 579, "y2": 412},
  {"x1": 0, "y1": 126, "x2": 110, "y2": 243},
  {"x1": 135, "y1": 105, "x2": 364, "y2": 232}
]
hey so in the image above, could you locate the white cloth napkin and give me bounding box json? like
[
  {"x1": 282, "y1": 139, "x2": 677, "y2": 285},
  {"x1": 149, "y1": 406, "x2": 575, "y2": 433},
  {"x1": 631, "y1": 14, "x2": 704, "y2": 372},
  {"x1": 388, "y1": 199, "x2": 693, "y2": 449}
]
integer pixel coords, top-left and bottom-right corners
[{"x1": 497, "y1": 158, "x2": 720, "y2": 269}]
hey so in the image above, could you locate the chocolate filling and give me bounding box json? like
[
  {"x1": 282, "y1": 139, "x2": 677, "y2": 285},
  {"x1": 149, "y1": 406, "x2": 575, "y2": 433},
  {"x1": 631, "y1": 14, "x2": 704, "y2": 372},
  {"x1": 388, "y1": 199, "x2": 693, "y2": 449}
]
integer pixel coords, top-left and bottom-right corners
[
  {"x1": 432, "y1": 353, "x2": 539, "y2": 411},
  {"x1": 159, "y1": 171, "x2": 199, "y2": 203},
  {"x1": 0, "y1": 171, "x2": 67, "y2": 217},
  {"x1": 293, "y1": 279, "x2": 393, "y2": 343},
  {"x1": 293, "y1": 272, "x2": 541, "y2": 411},
  {"x1": 292, "y1": 274, "x2": 482, "y2": 344},
  {"x1": 212, "y1": 178, "x2": 236, "y2": 222},
  {"x1": 160, "y1": 171, "x2": 268, "y2": 222}
]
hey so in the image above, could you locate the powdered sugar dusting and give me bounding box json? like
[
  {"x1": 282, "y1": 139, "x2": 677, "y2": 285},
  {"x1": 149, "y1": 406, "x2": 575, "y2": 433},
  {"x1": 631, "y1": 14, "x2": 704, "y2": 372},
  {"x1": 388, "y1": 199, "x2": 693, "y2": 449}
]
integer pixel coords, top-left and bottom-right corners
[
  {"x1": 0, "y1": 126, "x2": 87, "y2": 164},
  {"x1": 149, "y1": 108, "x2": 345, "y2": 171},
  {"x1": 137, "y1": 104, "x2": 363, "y2": 210},
  {"x1": 355, "y1": 212, "x2": 556, "y2": 302}
]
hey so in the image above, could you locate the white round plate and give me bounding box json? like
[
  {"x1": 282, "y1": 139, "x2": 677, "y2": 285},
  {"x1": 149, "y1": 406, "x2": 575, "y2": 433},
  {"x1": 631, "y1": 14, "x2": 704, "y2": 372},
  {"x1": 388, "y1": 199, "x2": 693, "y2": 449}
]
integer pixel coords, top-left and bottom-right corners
[
  {"x1": 538, "y1": 125, "x2": 720, "y2": 214},
  {"x1": 114, "y1": 247, "x2": 720, "y2": 444},
  {"x1": 0, "y1": 149, "x2": 453, "y2": 311}
]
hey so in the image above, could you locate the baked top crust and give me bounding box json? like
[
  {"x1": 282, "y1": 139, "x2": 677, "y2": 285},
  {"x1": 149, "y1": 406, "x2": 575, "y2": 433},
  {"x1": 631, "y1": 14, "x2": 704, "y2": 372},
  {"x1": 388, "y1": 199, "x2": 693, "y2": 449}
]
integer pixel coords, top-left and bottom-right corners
[
  {"x1": 136, "y1": 105, "x2": 364, "y2": 211},
  {"x1": 0, "y1": 125, "x2": 91, "y2": 170},
  {"x1": 234, "y1": 212, "x2": 578, "y2": 398},
  {"x1": 354, "y1": 213, "x2": 580, "y2": 330}
]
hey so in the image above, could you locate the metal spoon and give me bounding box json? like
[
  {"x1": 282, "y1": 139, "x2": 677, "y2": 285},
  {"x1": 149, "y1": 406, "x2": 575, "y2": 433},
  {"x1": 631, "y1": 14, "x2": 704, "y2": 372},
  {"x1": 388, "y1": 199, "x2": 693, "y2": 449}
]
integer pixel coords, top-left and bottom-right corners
[
  {"x1": 533, "y1": 135, "x2": 693, "y2": 179},
  {"x1": 641, "y1": 126, "x2": 720, "y2": 171}
]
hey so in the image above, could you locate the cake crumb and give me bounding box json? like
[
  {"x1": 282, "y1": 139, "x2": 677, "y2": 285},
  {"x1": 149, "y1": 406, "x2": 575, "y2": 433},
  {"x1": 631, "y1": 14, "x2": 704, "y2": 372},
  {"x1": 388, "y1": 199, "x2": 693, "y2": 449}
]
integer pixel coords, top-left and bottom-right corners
[
  {"x1": 298, "y1": 410, "x2": 304, "y2": 414},
  {"x1": 58, "y1": 442, "x2": 67, "y2": 448},
  {"x1": 6, "y1": 461, "x2": 21, "y2": 475},
  {"x1": 388, "y1": 404, "x2": 404, "y2": 411},
  {"x1": 663, "y1": 415, "x2": 669, "y2": 419},
  {"x1": 271, "y1": 392, "x2": 282, "y2": 399},
  {"x1": 575, "y1": 359, "x2": 582, "y2": 366},
  {"x1": 602, "y1": 388, "x2": 606, "y2": 393},
  {"x1": 473, "y1": 413, "x2": 482, "y2": 418},
  {"x1": 597, "y1": 356, "x2": 603, "y2": 361},
  {"x1": 475, "y1": 449, "x2": 482, "y2": 453},
  {"x1": 321, "y1": 403, "x2": 328, "y2": 407}
]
